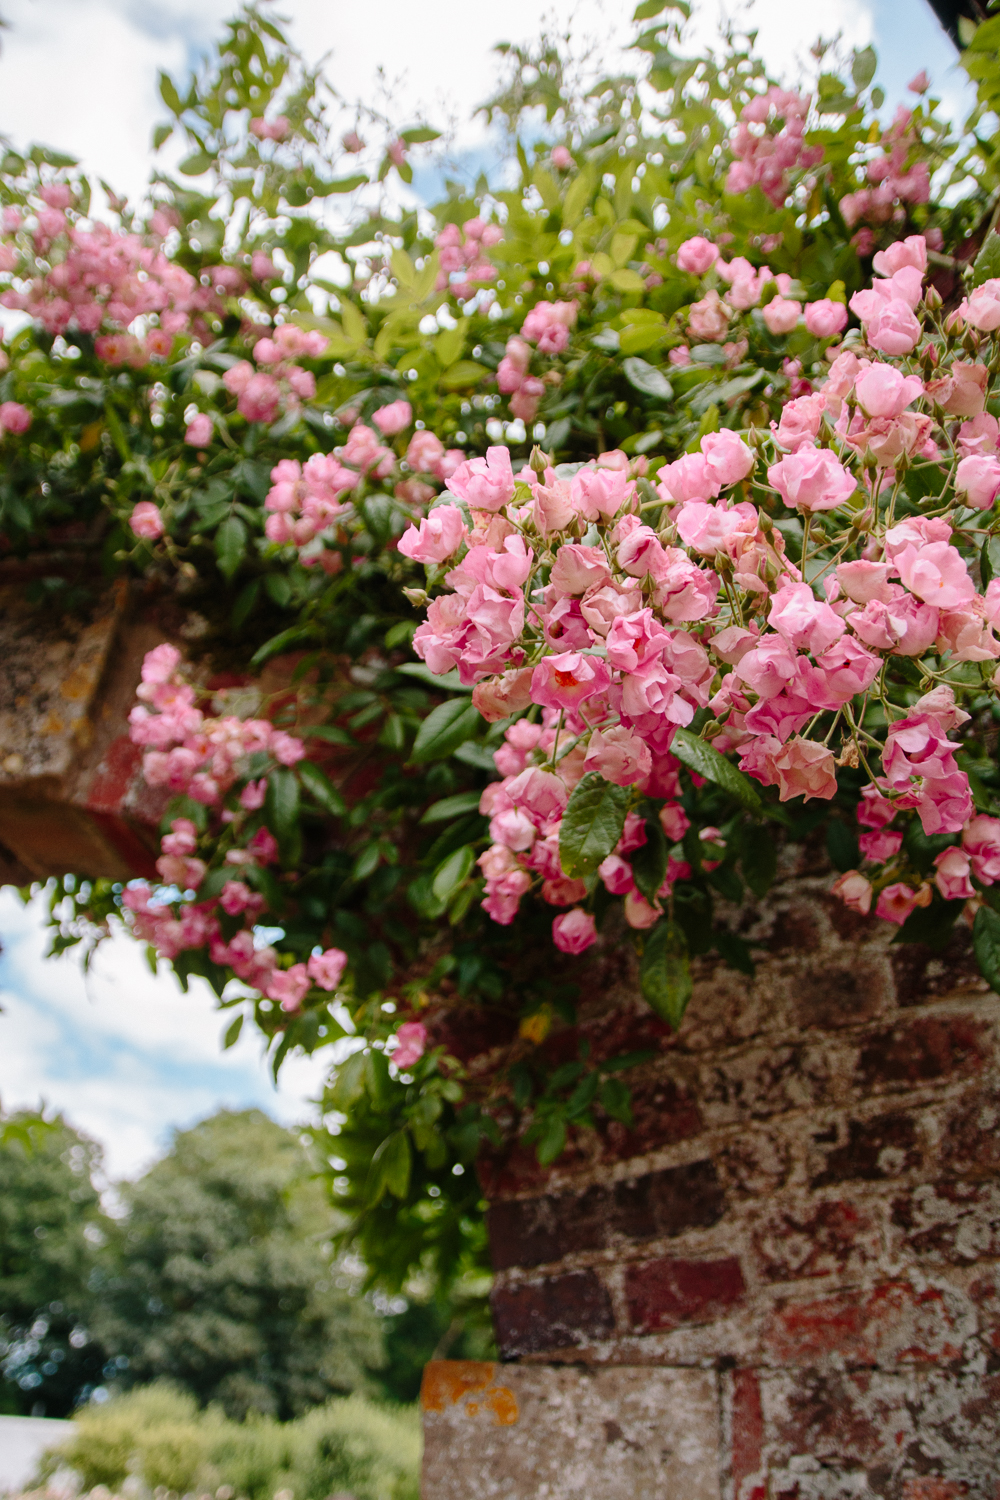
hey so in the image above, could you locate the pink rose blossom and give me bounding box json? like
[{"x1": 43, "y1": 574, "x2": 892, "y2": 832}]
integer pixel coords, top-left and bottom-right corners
[
  {"x1": 446, "y1": 446, "x2": 515, "y2": 512},
  {"x1": 307, "y1": 947, "x2": 348, "y2": 990},
  {"x1": 933, "y1": 846, "x2": 975, "y2": 901},
  {"x1": 659, "y1": 802, "x2": 690, "y2": 842},
  {"x1": 393, "y1": 1020, "x2": 428, "y2": 1068},
  {"x1": 804, "y1": 300, "x2": 848, "y2": 338},
  {"x1": 130, "y1": 501, "x2": 165, "y2": 540},
  {"x1": 583, "y1": 726, "x2": 651, "y2": 787},
  {"x1": 701, "y1": 429, "x2": 756, "y2": 487},
  {"x1": 767, "y1": 443, "x2": 857, "y2": 512},
  {"x1": 859, "y1": 828, "x2": 903, "y2": 862},
  {"x1": 184, "y1": 412, "x2": 213, "y2": 446},
  {"x1": 963, "y1": 815, "x2": 1000, "y2": 884},
  {"x1": 0, "y1": 401, "x2": 31, "y2": 435},
  {"x1": 762, "y1": 295, "x2": 801, "y2": 335},
  {"x1": 372, "y1": 399, "x2": 412, "y2": 435},
  {"x1": 958, "y1": 279, "x2": 1000, "y2": 332},
  {"x1": 599, "y1": 854, "x2": 635, "y2": 895},
  {"x1": 955, "y1": 455, "x2": 1000, "y2": 511},
  {"x1": 687, "y1": 289, "x2": 730, "y2": 342},
  {"x1": 876, "y1": 882, "x2": 929, "y2": 925},
  {"x1": 552, "y1": 908, "x2": 597, "y2": 954},
  {"x1": 267, "y1": 964, "x2": 311, "y2": 1012},
  {"x1": 676, "y1": 237, "x2": 719, "y2": 274},
  {"x1": 854, "y1": 364, "x2": 923, "y2": 418},
  {"x1": 531, "y1": 651, "x2": 610, "y2": 711},
  {"x1": 398, "y1": 505, "x2": 468, "y2": 563},
  {"x1": 624, "y1": 889, "x2": 662, "y2": 929}
]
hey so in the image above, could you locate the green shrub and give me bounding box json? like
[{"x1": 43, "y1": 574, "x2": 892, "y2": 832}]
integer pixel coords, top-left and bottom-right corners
[{"x1": 39, "y1": 1383, "x2": 420, "y2": 1500}]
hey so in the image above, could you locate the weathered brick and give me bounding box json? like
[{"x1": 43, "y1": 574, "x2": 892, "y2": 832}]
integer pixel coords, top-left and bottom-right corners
[
  {"x1": 491, "y1": 1270, "x2": 615, "y2": 1356},
  {"x1": 939, "y1": 1080, "x2": 1000, "y2": 1178},
  {"x1": 891, "y1": 1178, "x2": 1000, "y2": 1264},
  {"x1": 625, "y1": 1255, "x2": 746, "y2": 1334},
  {"x1": 857, "y1": 1014, "x2": 988, "y2": 1091},
  {"x1": 763, "y1": 1281, "x2": 971, "y2": 1367},
  {"x1": 809, "y1": 1110, "x2": 922, "y2": 1188},
  {"x1": 890, "y1": 930, "x2": 984, "y2": 1007},
  {"x1": 729, "y1": 1368, "x2": 764, "y2": 1500},
  {"x1": 792, "y1": 958, "x2": 891, "y2": 1031},
  {"x1": 751, "y1": 1197, "x2": 879, "y2": 1283},
  {"x1": 487, "y1": 1159, "x2": 726, "y2": 1271}
]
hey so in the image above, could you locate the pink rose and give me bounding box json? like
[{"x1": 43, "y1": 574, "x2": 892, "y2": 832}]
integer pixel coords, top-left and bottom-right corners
[
  {"x1": 184, "y1": 412, "x2": 213, "y2": 446},
  {"x1": 958, "y1": 279, "x2": 1000, "y2": 333},
  {"x1": 0, "y1": 401, "x2": 31, "y2": 434},
  {"x1": 550, "y1": 544, "x2": 612, "y2": 596},
  {"x1": 762, "y1": 295, "x2": 801, "y2": 335},
  {"x1": 876, "y1": 882, "x2": 928, "y2": 925},
  {"x1": 446, "y1": 446, "x2": 515, "y2": 512},
  {"x1": 398, "y1": 504, "x2": 468, "y2": 563},
  {"x1": 659, "y1": 802, "x2": 690, "y2": 841},
  {"x1": 551, "y1": 145, "x2": 573, "y2": 170},
  {"x1": 472, "y1": 668, "x2": 535, "y2": 723},
  {"x1": 856, "y1": 295, "x2": 922, "y2": 356},
  {"x1": 926, "y1": 361, "x2": 987, "y2": 418},
  {"x1": 552, "y1": 908, "x2": 597, "y2": 955},
  {"x1": 599, "y1": 854, "x2": 635, "y2": 895},
  {"x1": 854, "y1": 365, "x2": 923, "y2": 418},
  {"x1": 676, "y1": 237, "x2": 719, "y2": 275},
  {"x1": 769, "y1": 736, "x2": 838, "y2": 802},
  {"x1": 531, "y1": 651, "x2": 610, "y2": 711},
  {"x1": 700, "y1": 429, "x2": 755, "y2": 487},
  {"x1": 832, "y1": 870, "x2": 872, "y2": 914},
  {"x1": 372, "y1": 399, "x2": 412, "y2": 435},
  {"x1": 687, "y1": 289, "x2": 730, "y2": 342},
  {"x1": 624, "y1": 889, "x2": 662, "y2": 929},
  {"x1": 933, "y1": 847, "x2": 975, "y2": 902},
  {"x1": 393, "y1": 1020, "x2": 428, "y2": 1068},
  {"x1": 657, "y1": 451, "x2": 717, "y2": 503},
  {"x1": 858, "y1": 829, "x2": 903, "y2": 862},
  {"x1": 267, "y1": 963, "x2": 311, "y2": 1012},
  {"x1": 767, "y1": 443, "x2": 857, "y2": 512},
  {"x1": 955, "y1": 455, "x2": 1000, "y2": 511},
  {"x1": 583, "y1": 726, "x2": 651, "y2": 788},
  {"x1": 130, "y1": 501, "x2": 165, "y2": 539},
  {"x1": 774, "y1": 393, "x2": 827, "y2": 451},
  {"x1": 307, "y1": 947, "x2": 348, "y2": 990},
  {"x1": 804, "y1": 299, "x2": 848, "y2": 338},
  {"x1": 963, "y1": 814, "x2": 1000, "y2": 884}
]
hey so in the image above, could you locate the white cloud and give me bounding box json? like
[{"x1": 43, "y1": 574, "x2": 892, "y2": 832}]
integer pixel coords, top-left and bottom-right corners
[{"x1": 0, "y1": 891, "x2": 328, "y2": 1180}]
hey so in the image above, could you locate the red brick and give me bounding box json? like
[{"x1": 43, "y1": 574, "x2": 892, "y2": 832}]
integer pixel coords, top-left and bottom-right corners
[
  {"x1": 764, "y1": 1282, "x2": 967, "y2": 1367},
  {"x1": 625, "y1": 1255, "x2": 746, "y2": 1334},
  {"x1": 857, "y1": 1014, "x2": 988, "y2": 1091},
  {"x1": 490, "y1": 1270, "x2": 615, "y2": 1356},
  {"x1": 890, "y1": 930, "x2": 983, "y2": 1007},
  {"x1": 891, "y1": 1178, "x2": 1000, "y2": 1265},
  {"x1": 939, "y1": 1081, "x2": 1000, "y2": 1178},
  {"x1": 487, "y1": 1158, "x2": 725, "y2": 1272},
  {"x1": 730, "y1": 1368, "x2": 764, "y2": 1499},
  {"x1": 792, "y1": 958, "x2": 890, "y2": 1030}
]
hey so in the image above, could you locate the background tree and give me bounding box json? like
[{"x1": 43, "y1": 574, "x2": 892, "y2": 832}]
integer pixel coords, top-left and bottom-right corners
[
  {"x1": 95, "y1": 1109, "x2": 385, "y2": 1419},
  {"x1": 0, "y1": 1111, "x2": 111, "y2": 1416}
]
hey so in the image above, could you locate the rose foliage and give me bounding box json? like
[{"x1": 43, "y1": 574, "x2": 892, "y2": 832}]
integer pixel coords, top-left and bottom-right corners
[{"x1": 3, "y1": 2, "x2": 1000, "y2": 1296}]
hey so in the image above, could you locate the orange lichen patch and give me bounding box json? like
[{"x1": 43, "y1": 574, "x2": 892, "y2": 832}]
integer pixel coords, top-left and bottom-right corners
[
  {"x1": 482, "y1": 1383, "x2": 519, "y2": 1426},
  {"x1": 421, "y1": 1361, "x2": 497, "y2": 1411},
  {"x1": 60, "y1": 660, "x2": 101, "y2": 702}
]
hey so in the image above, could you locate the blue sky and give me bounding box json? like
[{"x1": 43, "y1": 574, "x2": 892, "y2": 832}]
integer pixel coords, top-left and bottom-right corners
[{"x1": 0, "y1": 0, "x2": 976, "y2": 1180}]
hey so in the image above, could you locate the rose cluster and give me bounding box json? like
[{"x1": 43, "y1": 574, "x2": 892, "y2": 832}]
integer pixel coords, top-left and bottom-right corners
[
  {"x1": 402, "y1": 235, "x2": 1000, "y2": 952},
  {"x1": 433, "y1": 217, "x2": 502, "y2": 301},
  {"x1": 124, "y1": 643, "x2": 349, "y2": 1012}
]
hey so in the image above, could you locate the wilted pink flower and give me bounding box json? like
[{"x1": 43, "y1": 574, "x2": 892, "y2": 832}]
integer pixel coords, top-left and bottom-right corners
[
  {"x1": 552, "y1": 908, "x2": 597, "y2": 954},
  {"x1": 769, "y1": 736, "x2": 838, "y2": 802},
  {"x1": 832, "y1": 870, "x2": 873, "y2": 914},
  {"x1": 130, "y1": 501, "x2": 165, "y2": 539},
  {"x1": 583, "y1": 726, "x2": 651, "y2": 787},
  {"x1": 876, "y1": 881, "x2": 928, "y2": 925}
]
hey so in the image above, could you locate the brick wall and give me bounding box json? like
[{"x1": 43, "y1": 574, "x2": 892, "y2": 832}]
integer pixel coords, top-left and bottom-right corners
[{"x1": 425, "y1": 848, "x2": 1000, "y2": 1497}]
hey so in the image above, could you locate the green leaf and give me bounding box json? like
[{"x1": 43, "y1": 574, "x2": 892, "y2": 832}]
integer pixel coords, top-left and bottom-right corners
[
  {"x1": 609, "y1": 267, "x2": 647, "y2": 294},
  {"x1": 432, "y1": 845, "x2": 475, "y2": 902},
  {"x1": 851, "y1": 45, "x2": 877, "y2": 89},
  {"x1": 179, "y1": 151, "x2": 214, "y2": 176},
  {"x1": 400, "y1": 126, "x2": 441, "y2": 144},
  {"x1": 713, "y1": 929, "x2": 755, "y2": 976},
  {"x1": 367, "y1": 1130, "x2": 412, "y2": 1203},
  {"x1": 411, "y1": 699, "x2": 482, "y2": 763},
  {"x1": 559, "y1": 772, "x2": 630, "y2": 879},
  {"x1": 158, "y1": 71, "x2": 184, "y2": 115},
  {"x1": 439, "y1": 360, "x2": 487, "y2": 390},
  {"x1": 672, "y1": 728, "x2": 764, "y2": 814},
  {"x1": 980, "y1": 534, "x2": 1000, "y2": 587},
  {"x1": 598, "y1": 1077, "x2": 633, "y2": 1125},
  {"x1": 536, "y1": 1115, "x2": 567, "y2": 1166},
  {"x1": 741, "y1": 828, "x2": 777, "y2": 897},
  {"x1": 396, "y1": 662, "x2": 473, "y2": 693},
  {"x1": 640, "y1": 921, "x2": 692, "y2": 1030},
  {"x1": 364, "y1": 1048, "x2": 394, "y2": 1109},
  {"x1": 314, "y1": 173, "x2": 368, "y2": 195},
  {"x1": 974, "y1": 905, "x2": 1000, "y2": 990},
  {"x1": 223, "y1": 1013, "x2": 244, "y2": 1049},
  {"x1": 249, "y1": 627, "x2": 316, "y2": 670},
  {"x1": 622, "y1": 356, "x2": 672, "y2": 399},
  {"x1": 215, "y1": 515, "x2": 247, "y2": 580},
  {"x1": 265, "y1": 766, "x2": 301, "y2": 867},
  {"x1": 298, "y1": 760, "x2": 346, "y2": 818},
  {"x1": 301, "y1": 724, "x2": 355, "y2": 745},
  {"x1": 562, "y1": 169, "x2": 592, "y2": 227},
  {"x1": 231, "y1": 578, "x2": 260, "y2": 629},
  {"x1": 972, "y1": 230, "x2": 1000, "y2": 288},
  {"x1": 630, "y1": 818, "x2": 667, "y2": 902},
  {"x1": 826, "y1": 819, "x2": 860, "y2": 874},
  {"x1": 896, "y1": 895, "x2": 963, "y2": 951},
  {"x1": 420, "y1": 791, "x2": 483, "y2": 824},
  {"x1": 329, "y1": 1049, "x2": 366, "y2": 1110}
]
